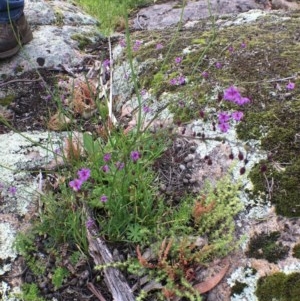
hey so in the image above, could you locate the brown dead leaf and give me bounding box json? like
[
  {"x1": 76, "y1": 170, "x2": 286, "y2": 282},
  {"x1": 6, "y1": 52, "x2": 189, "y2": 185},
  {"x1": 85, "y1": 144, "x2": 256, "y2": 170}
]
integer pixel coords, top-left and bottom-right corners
[{"x1": 193, "y1": 259, "x2": 230, "y2": 294}]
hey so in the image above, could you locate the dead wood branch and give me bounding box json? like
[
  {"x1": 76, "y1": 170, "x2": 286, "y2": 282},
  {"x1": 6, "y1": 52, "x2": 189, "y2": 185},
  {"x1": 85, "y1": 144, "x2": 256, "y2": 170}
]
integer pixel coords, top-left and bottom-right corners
[{"x1": 86, "y1": 218, "x2": 135, "y2": 301}]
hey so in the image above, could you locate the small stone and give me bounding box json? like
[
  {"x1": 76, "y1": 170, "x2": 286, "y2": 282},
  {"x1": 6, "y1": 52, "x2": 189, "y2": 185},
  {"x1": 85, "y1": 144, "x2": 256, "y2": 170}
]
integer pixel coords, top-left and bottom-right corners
[
  {"x1": 183, "y1": 178, "x2": 189, "y2": 184},
  {"x1": 186, "y1": 162, "x2": 193, "y2": 168},
  {"x1": 189, "y1": 178, "x2": 196, "y2": 184},
  {"x1": 190, "y1": 145, "x2": 197, "y2": 153},
  {"x1": 179, "y1": 164, "x2": 186, "y2": 171},
  {"x1": 160, "y1": 184, "x2": 166, "y2": 191},
  {"x1": 185, "y1": 174, "x2": 192, "y2": 179},
  {"x1": 80, "y1": 270, "x2": 89, "y2": 280},
  {"x1": 39, "y1": 281, "x2": 47, "y2": 289},
  {"x1": 184, "y1": 154, "x2": 194, "y2": 163},
  {"x1": 175, "y1": 143, "x2": 182, "y2": 151}
]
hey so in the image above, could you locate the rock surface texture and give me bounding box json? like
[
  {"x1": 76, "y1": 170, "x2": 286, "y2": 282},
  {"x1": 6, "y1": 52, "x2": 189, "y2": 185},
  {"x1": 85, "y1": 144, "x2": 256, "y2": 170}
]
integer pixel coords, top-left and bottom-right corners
[{"x1": 1, "y1": 0, "x2": 300, "y2": 300}]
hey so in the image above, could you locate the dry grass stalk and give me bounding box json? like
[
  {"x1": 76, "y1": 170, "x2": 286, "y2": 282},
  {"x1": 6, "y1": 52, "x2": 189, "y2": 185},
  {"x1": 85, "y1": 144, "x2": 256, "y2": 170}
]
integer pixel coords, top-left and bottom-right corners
[
  {"x1": 71, "y1": 81, "x2": 97, "y2": 118},
  {"x1": 48, "y1": 111, "x2": 71, "y2": 130}
]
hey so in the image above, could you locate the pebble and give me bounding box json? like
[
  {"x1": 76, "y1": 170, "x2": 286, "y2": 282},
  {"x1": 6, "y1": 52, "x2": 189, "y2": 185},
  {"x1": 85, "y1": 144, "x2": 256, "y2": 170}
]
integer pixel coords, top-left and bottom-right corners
[
  {"x1": 186, "y1": 162, "x2": 193, "y2": 168},
  {"x1": 179, "y1": 164, "x2": 186, "y2": 171},
  {"x1": 190, "y1": 145, "x2": 197, "y2": 153},
  {"x1": 184, "y1": 154, "x2": 195, "y2": 163}
]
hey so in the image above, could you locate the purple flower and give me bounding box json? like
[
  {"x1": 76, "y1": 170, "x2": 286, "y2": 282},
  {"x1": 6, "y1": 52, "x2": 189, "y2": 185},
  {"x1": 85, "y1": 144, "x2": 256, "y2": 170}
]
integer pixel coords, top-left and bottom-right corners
[
  {"x1": 54, "y1": 147, "x2": 62, "y2": 154},
  {"x1": 77, "y1": 168, "x2": 91, "y2": 182},
  {"x1": 218, "y1": 112, "x2": 230, "y2": 123},
  {"x1": 235, "y1": 96, "x2": 250, "y2": 106},
  {"x1": 286, "y1": 82, "x2": 295, "y2": 90},
  {"x1": 170, "y1": 78, "x2": 177, "y2": 85},
  {"x1": 156, "y1": 43, "x2": 163, "y2": 50},
  {"x1": 177, "y1": 75, "x2": 186, "y2": 85},
  {"x1": 232, "y1": 111, "x2": 244, "y2": 121},
  {"x1": 218, "y1": 122, "x2": 230, "y2": 133},
  {"x1": 215, "y1": 62, "x2": 222, "y2": 69},
  {"x1": 223, "y1": 86, "x2": 241, "y2": 102},
  {"x1": 102, "y1": 165, "x2": 110, "y2": 173},
  {"x1": 119, "y1": 39, "x2": 126, "y2": 48},
  {"x1": 133, "y1": 40, "x2": 142, "y2": 51},
  {"x1": 201, "y1": 71, "x2": 209, "y2": 78},
  {"x1": 8, "y1": 186, "x2": 17, "y2": 195},
  {"x1": 228, "y1": 45, "x2": 234, "y2": 53},
  {"x1": 241, "y1": 42, "x2": 246, "y2": 48},
  {"x1": 130, "y1": 150, "x2": 140, "y2": 162},
  {"x1": 103, "y1": 59, "x2": 110, "y2": 69},
  {"x1": 86, "y1": 218, "x2": 95, "y2": 230},
  {"x1": 175, "y1": 57, "x2": 182, "y2": 64},
  {"x1": 140, "y1": 89, "x2": 147, "y2": 98},
  {"x1": 100, "y1": 195, "x2": 108, "y2": 202},
  {"x1": 143, "y1": 106, "x2": 151, "y2": 113},
  {"x1": 103, "y1": 153, "x2": 111, "y2": 162},
  {"x1": 115, "y1": 162, "x2": 125, "y2": 170},
  {"x1": 69, "y1": 179, "x2": 83, "y2": 192}
]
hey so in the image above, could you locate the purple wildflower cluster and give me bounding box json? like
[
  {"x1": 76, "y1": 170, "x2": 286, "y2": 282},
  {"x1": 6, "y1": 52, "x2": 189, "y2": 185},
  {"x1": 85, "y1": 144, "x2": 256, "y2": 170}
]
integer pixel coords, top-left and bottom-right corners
[
  {"x1": 216, "y1": 85, "x2": 250, "y2": 133},
  {"x1": 217, "y1": 111, "x2": 244, "y2": 133},
  {"x1": 69, "y1": 168, "x2": 91, "y2": 192},
  {"x1": 223, "y1": 85, "x2": 250, "y2": 106},
  {"x1": 169, "y1": 75, "x2": 186, "y2": 86}
]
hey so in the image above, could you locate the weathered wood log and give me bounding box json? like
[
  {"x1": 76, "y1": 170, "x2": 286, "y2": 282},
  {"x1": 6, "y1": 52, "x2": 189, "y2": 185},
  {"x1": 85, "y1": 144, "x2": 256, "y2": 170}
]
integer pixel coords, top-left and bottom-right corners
[{"x1": 86, "y1": 223, "x2": 135, "y2": 301}]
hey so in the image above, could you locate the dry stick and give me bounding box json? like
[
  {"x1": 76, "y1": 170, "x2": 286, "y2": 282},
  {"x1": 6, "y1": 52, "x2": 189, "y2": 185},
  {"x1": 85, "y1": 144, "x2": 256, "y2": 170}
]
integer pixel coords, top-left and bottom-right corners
[
  {"x1": 87, "y1": 282, "x2": 107, "y2": 301},
  {"x1": 107, "y1": 36, "x2": 117, "y2": 126},
  {"x1": 0, "y1": 78, "x2": 42, "y2": 87},
  {"x1": 85, "y1": 211, "x2": 135, "y2": 301}
]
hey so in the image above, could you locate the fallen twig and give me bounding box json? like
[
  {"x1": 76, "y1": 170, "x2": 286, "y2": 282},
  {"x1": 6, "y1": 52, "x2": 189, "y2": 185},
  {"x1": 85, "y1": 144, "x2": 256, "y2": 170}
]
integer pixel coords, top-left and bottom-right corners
[
  {"x1": 85, "y1": 209, "x2": 135, "y2": 301},
  {"x1": 0, "y1": 78, "x2": 42, "y2": 87},
  {"x1": 87, "y1": 282, "x2": 107, "y2": 301}
]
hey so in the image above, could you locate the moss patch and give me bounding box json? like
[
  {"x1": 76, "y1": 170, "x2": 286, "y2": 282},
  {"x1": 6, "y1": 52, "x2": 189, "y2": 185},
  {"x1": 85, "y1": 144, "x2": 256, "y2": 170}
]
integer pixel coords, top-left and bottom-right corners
[
  {"x1": 292, "y1": 243, "x2": 300, "y2": 259},
  {"x1": 256, "y1": 272, "x2": 300, "y2": 301},
  {"x1": 246, "y1": 231, "x2": 289, "y2": 263},
  {"x1": 0, "y1": 94, "x2": 15, "y2": 106},
  {"x1": 71, "y1": 33, "x2": 93, "y2": 50},
  {"x1": 230, "y1": 281, "x2": 248, "y2": 296}
]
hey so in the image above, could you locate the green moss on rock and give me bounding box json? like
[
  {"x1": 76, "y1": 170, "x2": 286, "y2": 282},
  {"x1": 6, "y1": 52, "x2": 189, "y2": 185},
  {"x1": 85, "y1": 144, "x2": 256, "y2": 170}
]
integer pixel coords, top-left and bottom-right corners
[
  {"x1": 0, "y1": 94, "x2": 15, "y2": 106},
  {"x1": 230, "y1": 281, "x2": 248, "y2": 296},
  {"x1": 246, "y1": 231, "x2": 289, "y2": 263},
  {"x1": 292, "y1": 243, "x2": 300, "y2": 259},
  {"x1": 71, "y1": 34, "x2": 92, "y2": 50},
  {"x1": 256, "y1": 272, "x2": 300, "y2": 301}
]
